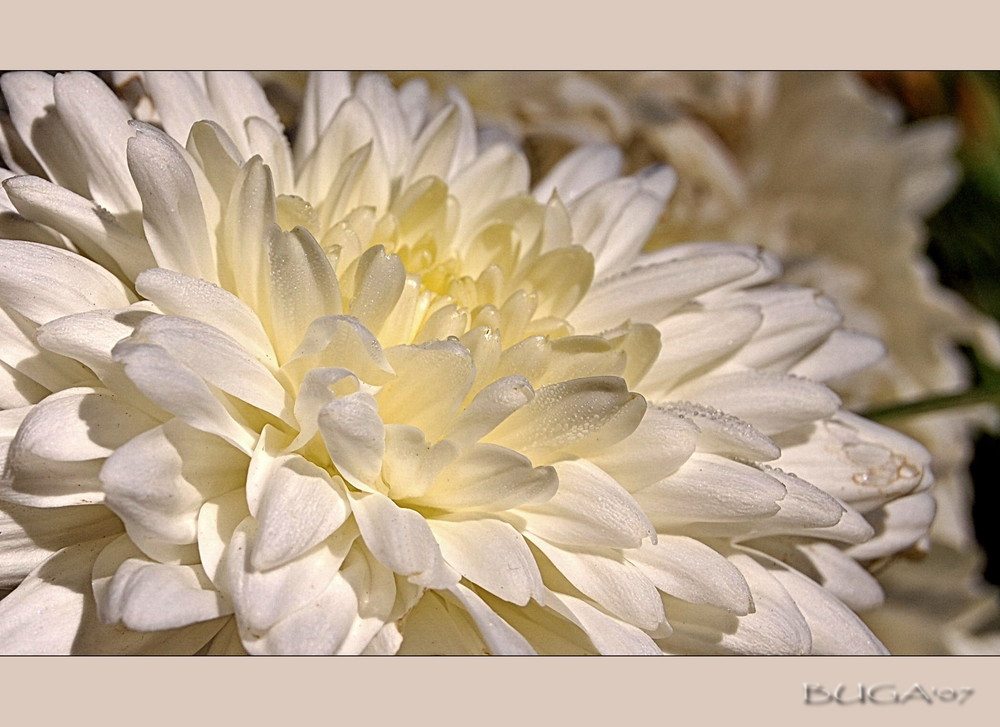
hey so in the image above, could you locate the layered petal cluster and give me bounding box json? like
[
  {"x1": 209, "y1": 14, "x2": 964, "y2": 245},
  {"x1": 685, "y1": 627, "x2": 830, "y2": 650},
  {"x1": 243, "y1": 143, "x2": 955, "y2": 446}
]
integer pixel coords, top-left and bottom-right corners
[
  {"x1": 0, "y1": 71, "x2": 933, "y2": 654},
  {"x1": 382, "y1": 70, "x2": 1000, "y2": 652}
]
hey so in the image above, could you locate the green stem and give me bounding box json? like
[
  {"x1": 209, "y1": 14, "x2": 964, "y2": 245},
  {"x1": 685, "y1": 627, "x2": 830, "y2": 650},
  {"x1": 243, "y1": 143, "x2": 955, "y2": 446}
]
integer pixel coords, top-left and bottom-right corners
[{"x1": 863, "y1": 387, "x2": 1000, "y2": 422}]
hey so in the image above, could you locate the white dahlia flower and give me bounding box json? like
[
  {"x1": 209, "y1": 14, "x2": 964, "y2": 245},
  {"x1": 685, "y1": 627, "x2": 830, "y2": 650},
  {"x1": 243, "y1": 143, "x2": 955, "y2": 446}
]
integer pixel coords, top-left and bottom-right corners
[{"x1": 0, "y1": 71, "x2": 933, "y2": 655}]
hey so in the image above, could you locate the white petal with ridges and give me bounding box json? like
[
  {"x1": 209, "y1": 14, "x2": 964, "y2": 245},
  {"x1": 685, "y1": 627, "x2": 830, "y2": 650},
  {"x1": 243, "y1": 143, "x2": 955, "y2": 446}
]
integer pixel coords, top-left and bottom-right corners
[
  {"x1": 429, "y1": 516, "x2": 543, "y2": 605},
  {"x1": 0, "y1": 239, "x2": 133, "y2": 325},
  {"x1": 127, "y1": 123, "x2": 218, "y2": 283},
  {"x1": 516, "y1": 459, "x2": 655, "y2": 549}
]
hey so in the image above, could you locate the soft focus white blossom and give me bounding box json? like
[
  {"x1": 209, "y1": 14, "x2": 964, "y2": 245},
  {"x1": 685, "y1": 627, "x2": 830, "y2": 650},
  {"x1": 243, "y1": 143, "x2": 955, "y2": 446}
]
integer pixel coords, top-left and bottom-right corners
[{"x1": 0, "y1": 71, "x2": 935, "y2": 654}]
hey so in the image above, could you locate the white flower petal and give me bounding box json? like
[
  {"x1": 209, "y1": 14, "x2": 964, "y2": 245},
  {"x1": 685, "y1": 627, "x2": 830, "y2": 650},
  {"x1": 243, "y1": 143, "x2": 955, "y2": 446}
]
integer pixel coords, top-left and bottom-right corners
[
  {"x1": 52, "y1": 72, "x2": 141, "y2": 216},
  {"x1": 3, "y1": 175, "x2": 155, "y2": 279},
  {"x1": 774, "y1": 410, "x2": 931, "y2": 512},
  {"x1": 671, "y1": 370, "x2": 842, "y2": 436},
  {"x1": 317, "y1": 391, "x2": 385, "y2": 491},
  {"x1": 294, "y1": 72, "x2": 353, "y2": 169},
  {"x1": 377, "y1": 340, "x2": 475, "y2": 440},
  {"x1": 516, "y1": 459, "x2": 655, "y2": 549},
  {"x1": 249, "y1": 452, "x2": 351, "y2": 571},
  {"x1": 569, "y1": 252, "x2": 760, "y2": 332},
  {"x1": 127, "y1": 123, "x2": 217, "y2": 283},
  {"x1": 100, "y1": 419, "x2": 247, "y2": 555},
  {"x1": 413, "y1": 443, "x2": 557, "y2": 512},
  {"x1": 218, "y1": 518, "x2": 353, "y2": 634},
  {"x1": 788, "y1": 328, "x2": 887, "y2": 383},
  {"x1": 542, "y1": 589, "x2": 661, "y2": 655},
  {"x1": 92, "y1": 535, "x2": 232, "y2": 631},
  {"x1": 0, "y1": 537, "x2": 224, "y2": 654},
  {"x1": 662, "y1": 401, "x2": 781, "y2": 462},
  {"x1": 0, "y1": 239, "x2": 134, "y2": 325},
  {"x1": 625, "y1": 535, "x2": 753, "y2": 614},
  {"x1": 641, "y1": 305, "x2": 763, "y2": 393},
  {"x1": 446, "y1": 582, "x2": 536, "y2": 655},
  {"x1": 528, "y1": 534, "x2": 666, "y2": 631},
  {"x1": 112, "y1": 338, "x2": 257, "y2": 453},
  {"x1": 0, "y1": 501, "x2": 122, "y2": 588},
  {"x1": 767, "y1": 564, "x2": 888, "y2": 654},
  {"x1": 485, "y1": 376, "x2": 645, "y2": 462},
  {"x1": 0, "y1": 72, "x2": 89, "y2": 194},
  {"x1": 658, "y1": 552, "x2": 812, "y2": 655},
  {"x1": 263, "y1": 225, "x2": 343, "y2": 361},
  {"x1": 847, "y1": 492, "x2": 937, "y2": 561},
  {"x1": 587, "y1": 404, "x2": 698, "y2": 491},
  {"x1": 444, "y1": 375, "x2": 535, "y2": 448},
  {"x1": 429, "y1": 515, "x2": 543, "y2": 606},
  {"x1": 348, "y1": 490, "x2": 454, "y2": 587},
  {"x1": 131, "y1": 314, "x2": 292, "y2": 423},
  {"x1": 135, "y1": 268, "x2": 277, "y2": 368},
  {"x1": 533, "y1": 143, "x2": 624, "y2": 204}
]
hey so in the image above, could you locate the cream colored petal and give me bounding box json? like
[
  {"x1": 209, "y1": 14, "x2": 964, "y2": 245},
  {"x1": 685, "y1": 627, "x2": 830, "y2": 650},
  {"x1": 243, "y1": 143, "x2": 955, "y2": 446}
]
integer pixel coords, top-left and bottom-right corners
[
  {"x1": 197, "y1": 488, "x2": 250, "y2": 585},
  {"x1": 92, "y1": 535, "x2": 232, "y2": 631},
  {"x1": 633, "y1": 454, "x2": 786, "y2": 528},
  {"x1": 745, "y1": 538, "x2": 884, "y2": 612},
  {"x1": 640, "y1": 305, "x2": 763, "y2": 393},
  {"x1": 249, "y1": 452, "x2": 351, "y2": 571},
  {"x1": 294, "y1": 71, "x2": 353, "y2": 170},
  {"x1": 661, "y1": 401, "x2": 780, "y2": 462},
  {"x1": 100, "y1": 418, "x2": 247, "y2": 556},
  {"x1": 444, "y1": 375, "x2": 534, "y2": 448},
  {"x1": 587, "y1": 404, "x2": 698, "y2": 491},
  {"x1": 10, "y1": 386, "x2": 157, "y2": 462},
  {"x1": 135, "y1": 268, "x2": 277, "y2": 369},
  {"x1": 485, "y1": 376, "x2": 644, "y2": 462},
  {"x1": 0, "y1": 303, "x2": 95, "y2": 394},
  {"x1": 516, "y1": 459, "x2": 655, "y2": 549},
  {"x1": 377, "y1": 340, "x2": 475, "y2": 440},
  {"x1": 317, "y1": 391, "x2": 385, "y2": 492},
  {"x1": 429, "y1": 515, "x2": 543, "y2": 606},
  {"x1": 52, "y1": 72, "x2": 142, "y2": 216},
  {"x1": 412, "y1": 443, "x2": 556, "y2": 512},
  {"x1": 671, "y1": 370, "x2": 841, "y2": 436},
  {"x1": 0, "y1": 537, "x2": 224, "y2": 654},
  {"x1": 532, "y1": 143, "x2": 623, "y2": 204},
  {"x1": 446, "y1": 582, "x2": 536, "y2": 655},
  {"x1": 131, "y1": 314, "x2": 292, "y2": 424},
  {"x1": 788, "y1": 328, "x2": 887, "y2": 383},
  {"x1": 0, "y1": 72, "x2": 90, "y2": 196},
  {"x1": 218, "y1": 518, "x2": 353, "y2": 634},
  {"x1": 0, "y1": 239, "x2": 134, "y2": 325},
  {"x1": 847, "y1": 492, "x2": 937, "y2": 561},
  {"x1": 625, "y1": 535, "x2": 753, "y2": 615},
  {"x1": 727, "y1": 288, "x2": 842, "y2": 372},
  {"x1": 348, "y1": 490, "x2": 455, "y2": 588},
  {"x1": 0, "y1": 501, "x2": 122, "y2": 588},
  {"x1": 542, "y1": 589, "x2": 661, "y2": 655},
  {"x1": 140, "y1": 72, "x2": 214, "y2": 148},
  {"x1": 112, "y1": 338, "x2": 257, "y2": 453},
  {"x1": 127, "y1": 123, "x2": 218, "y2": 283},
  {"x1": 381, "y1": 424, "x2": 459, "y2": 501},
  {"x1": 658, "y1": 552, "x2": 812, "y2": 655},
  {"x1": 263, "y1": 225, "x2": 343, "y2": 362},
  {"x1": 569, "y1": 252, "x2": 760, "y2": 332},
  {"x1": 4, "y1": 175, "x2": 155, "y2": 280},
  {"x1": 285, "y1": 315, "x2": 393, "y2": 388},
  {"x1": 774, "y1": 410, "x2": 932, "y2": 513},
  {"x1": 244, "y1": 570, "x2": 360, "y2": 655},
  {"x1": 527, "y1": 534, "x2": 665, "y2": 631},
  {"x1": 767, "y1": 565, "x2": 887, "y2": 654}
]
